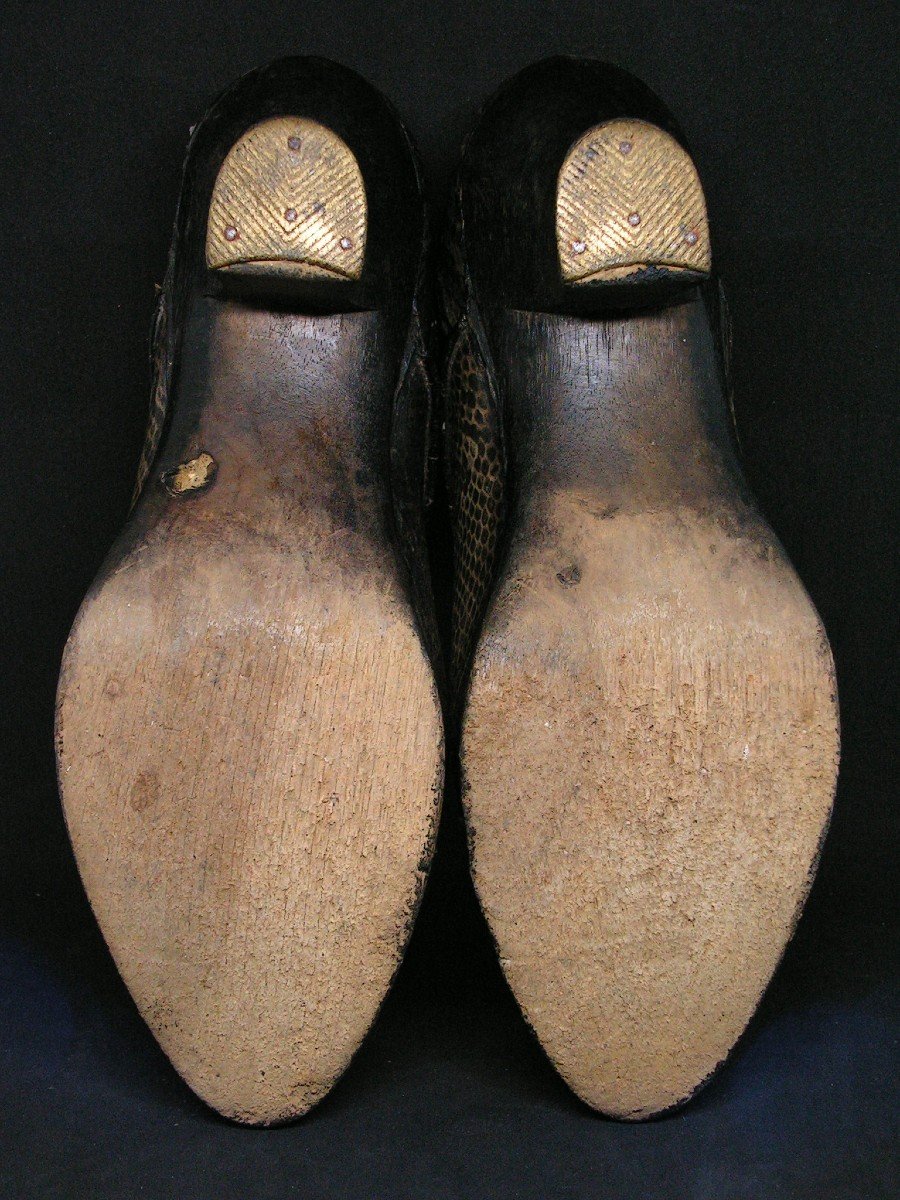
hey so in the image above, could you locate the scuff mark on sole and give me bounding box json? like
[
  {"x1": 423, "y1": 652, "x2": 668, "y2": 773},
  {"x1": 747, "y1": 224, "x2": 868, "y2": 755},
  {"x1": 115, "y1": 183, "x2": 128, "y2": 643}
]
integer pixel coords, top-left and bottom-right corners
[{"x1": 162, "y1": 452, "x2": 218, "y2": 496}]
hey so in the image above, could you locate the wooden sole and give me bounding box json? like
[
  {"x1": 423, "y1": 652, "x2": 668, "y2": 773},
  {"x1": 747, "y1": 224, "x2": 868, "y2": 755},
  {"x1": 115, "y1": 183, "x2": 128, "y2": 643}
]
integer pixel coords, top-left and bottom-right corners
[
  {"x1": 459, "y1": 122, "x2": 839, "y2": 1118},
  {"x1": 56, "y1": 110, "x2": 442, "y2": 1124}
]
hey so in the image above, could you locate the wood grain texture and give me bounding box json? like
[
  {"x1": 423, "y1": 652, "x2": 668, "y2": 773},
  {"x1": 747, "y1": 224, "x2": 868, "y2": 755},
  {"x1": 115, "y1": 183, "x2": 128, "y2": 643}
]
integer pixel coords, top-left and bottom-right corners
[
  {"x1": 461, "y1": 303, "x2": 839, "y2": 1118},
  {"x1": 57, "y1": 300, "x2": 443, "y2": 1123}
]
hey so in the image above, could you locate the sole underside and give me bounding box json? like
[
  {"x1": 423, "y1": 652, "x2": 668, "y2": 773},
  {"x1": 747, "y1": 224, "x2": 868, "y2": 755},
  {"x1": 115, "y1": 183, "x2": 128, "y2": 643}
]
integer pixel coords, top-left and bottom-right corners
[
  {"x1": 464, "y1": 504, "x2": 838, "y2": 1118},
  {"x1": 56, "y1": 118, "x2": 443, "y2": 1124},
  {"x1": 461, "y1": 121, "x2": 839, "y2": 1118},
  {"x1": 58, "y1": 539, "x2": 442, "y2": 1124}
]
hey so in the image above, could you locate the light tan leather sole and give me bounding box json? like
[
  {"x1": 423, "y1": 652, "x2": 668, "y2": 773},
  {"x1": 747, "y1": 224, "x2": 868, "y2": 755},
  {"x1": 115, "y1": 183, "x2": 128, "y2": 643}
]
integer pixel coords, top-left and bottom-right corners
[
  {"x1": 58, "y1": 539, "x2": 442, "y2": 1123},
  {"x1": 464, "y1": 467, "x2": 839, "y2": 1116},
  {"x1": 56, "y1": 107, "x2": 442, "y2": 1125},
  {"x1": 463, "y1": 156, "x2": 837, "y2": 1113}
]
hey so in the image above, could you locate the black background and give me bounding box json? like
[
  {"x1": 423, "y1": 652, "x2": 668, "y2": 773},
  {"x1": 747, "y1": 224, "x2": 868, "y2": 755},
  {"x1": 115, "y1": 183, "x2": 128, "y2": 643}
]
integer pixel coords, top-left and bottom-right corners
[{"x1": 1, "y1": 2, "x2": 897, "y2": 1197}]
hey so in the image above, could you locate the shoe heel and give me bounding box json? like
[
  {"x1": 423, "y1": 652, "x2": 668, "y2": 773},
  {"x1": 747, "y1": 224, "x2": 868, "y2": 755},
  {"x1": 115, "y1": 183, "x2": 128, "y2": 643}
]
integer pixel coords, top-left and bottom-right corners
[
  {"x1": 206, "y1": 116, "x2": 366, "y2": 285},
  {"x1": 556, "y1": 118, "x2": 711, "y2": 287}
]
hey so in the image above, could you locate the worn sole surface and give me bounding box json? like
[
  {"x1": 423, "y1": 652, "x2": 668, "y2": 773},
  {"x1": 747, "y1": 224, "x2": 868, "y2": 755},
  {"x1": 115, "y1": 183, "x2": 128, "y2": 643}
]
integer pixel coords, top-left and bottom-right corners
[
  {"x1": 56, "y1": 116, "x2": 443, "y2": 1124},
  {"x1": 460, "y1": 122, "x2": 839, "y2": 1118}
]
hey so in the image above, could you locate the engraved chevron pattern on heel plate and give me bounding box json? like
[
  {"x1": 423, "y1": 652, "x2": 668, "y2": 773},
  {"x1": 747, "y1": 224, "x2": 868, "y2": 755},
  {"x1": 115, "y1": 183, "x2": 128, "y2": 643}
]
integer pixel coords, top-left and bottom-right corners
[
  {"x1": 206, "y1": 116, "x2": 366, "y2": 280},
  {"x1": 557, "y1": 119, "x2": 711, "y2": 285}
]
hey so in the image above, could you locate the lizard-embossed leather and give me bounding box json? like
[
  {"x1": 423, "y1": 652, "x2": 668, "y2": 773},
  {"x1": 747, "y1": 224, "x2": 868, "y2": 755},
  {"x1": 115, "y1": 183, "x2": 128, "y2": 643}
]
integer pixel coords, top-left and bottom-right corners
[
  {"x1": 444, "y1": 315, "x2": 507, "y2": 700},
  {"x1": 439, "y1": 174, "x2": 737, "y2": 715},
  {"x1": 131, "y1": 258, "x2": 176, "y2": 507}
]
